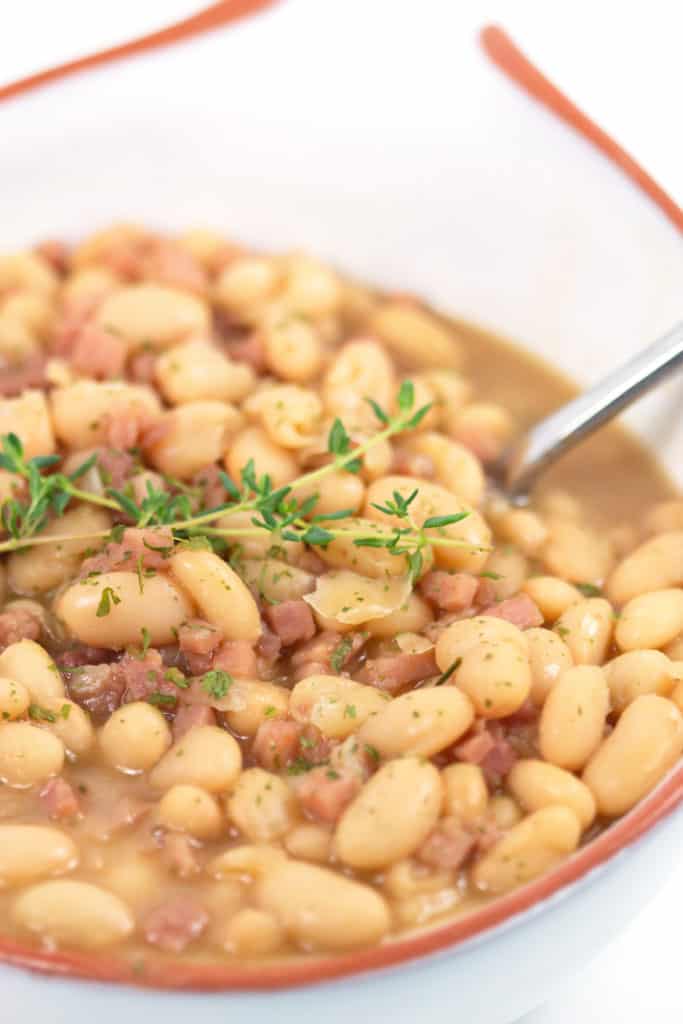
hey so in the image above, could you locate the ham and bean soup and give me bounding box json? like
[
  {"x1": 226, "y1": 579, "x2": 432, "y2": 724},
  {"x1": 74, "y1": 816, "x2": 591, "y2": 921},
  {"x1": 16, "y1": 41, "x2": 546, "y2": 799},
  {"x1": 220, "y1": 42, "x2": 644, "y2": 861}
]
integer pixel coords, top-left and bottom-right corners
[{"x1": 0, "y1": 224, "x2": 681, "y2": 966}]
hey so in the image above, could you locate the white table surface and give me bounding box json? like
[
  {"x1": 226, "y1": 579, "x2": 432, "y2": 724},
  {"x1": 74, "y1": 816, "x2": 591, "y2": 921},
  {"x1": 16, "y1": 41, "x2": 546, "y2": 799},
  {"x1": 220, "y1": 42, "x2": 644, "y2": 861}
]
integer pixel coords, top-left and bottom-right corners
[{"x1": 2, "y1": 3, "x2": 682, "y2": 1020}]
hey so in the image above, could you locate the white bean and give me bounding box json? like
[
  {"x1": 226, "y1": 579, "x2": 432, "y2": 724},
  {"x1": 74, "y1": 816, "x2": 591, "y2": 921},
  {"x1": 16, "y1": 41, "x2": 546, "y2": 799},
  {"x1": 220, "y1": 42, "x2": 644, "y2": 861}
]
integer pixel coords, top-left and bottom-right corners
[
  {"x1": 0, "y1": 825, "x2": 78, "y2": 887},
  {"x1": 169, "y1": 549, "x2": 261, "y2": 641},
  {"x1": 12, "y1": 880, "x2": 134, "y2": 948}
]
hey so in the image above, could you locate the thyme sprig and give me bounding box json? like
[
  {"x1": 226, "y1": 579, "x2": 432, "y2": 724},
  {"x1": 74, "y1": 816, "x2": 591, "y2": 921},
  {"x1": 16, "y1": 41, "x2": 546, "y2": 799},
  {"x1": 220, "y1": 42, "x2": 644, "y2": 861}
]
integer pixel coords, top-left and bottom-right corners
[{"x1": 0, "y1": 383, "x2": 488, "y2": 571}]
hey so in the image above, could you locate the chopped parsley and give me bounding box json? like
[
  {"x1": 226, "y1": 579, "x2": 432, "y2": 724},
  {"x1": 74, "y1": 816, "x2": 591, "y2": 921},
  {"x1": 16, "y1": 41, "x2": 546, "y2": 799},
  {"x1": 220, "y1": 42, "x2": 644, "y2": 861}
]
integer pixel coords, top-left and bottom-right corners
[
  {"x1": 28, "y1": 704, "x2": 57, "y2": 723},
  {"x1": 200, "y1": 669, "x2": 233, "y2": 700},
  {"x1": 96, "y1": 586, "x2": 121, "y2": 617},
  {"x1": 147, "y1": 692, "x2": 177, "y2": 707},
  {"x1": 330, "y1": 635, "x2": 354, "y2": 673},
  {"x1": 164, "y1": 667, "x2": 189, "y2": 689}
]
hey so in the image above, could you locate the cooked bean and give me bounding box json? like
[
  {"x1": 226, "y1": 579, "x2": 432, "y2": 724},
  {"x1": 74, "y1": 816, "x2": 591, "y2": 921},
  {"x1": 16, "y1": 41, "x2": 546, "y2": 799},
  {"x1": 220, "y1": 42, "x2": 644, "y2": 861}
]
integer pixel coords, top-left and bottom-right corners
[
  {"x1": 644, "y1": 500, "x2": 683, "y2": 537},
  {"x1": 335, "y1": 758, "x2": 442, "y2": 869},
  {"x1": 317, "y1": 516, "x2": 427, "y2": 579},
  {"x1": 150, "y1": 726, "x2": 242, "y2": 793},
  {"x1": 403, "y1": 432, "x2": 485, "y2": 505},
  {"x1": 207, "y1": 844, "x2": 287, "y2": 881},
  {"x1": 238, "y1": 558, "x2": 314, "y2": 604},
  {"x1": 0, "y1": 391, "x2": 55, "y2": 459},
  {"x1": 370, "y1": 302, "x2": 462, "y2": 369},
  {"x1": 365, "y1": 592, "x2": 433, "y2": 638},
  {"x1": 607, "y1": 531, "x2": 683, "y2": 604},
  {"x1": 257, "y1": 860, "x2": 390, "y2": 950},
  {"x1": 472, "y1": 806, "x2": 581, "y2": 895},
  {"x1": 169, "y1": 549, "x2": 261, "y2": 641},
  {"x1": 51, "y1": 380, "x2": 160, "y2": 450},
  {"x1": 0, "y1": 825, "x2": 78, "y2": 887},
  {"x1": 539, "y1": 666, "x2": 609, "y2": 770},
  {"x1": 41, "y1": 698, "x2": 95, "y2": 757},
  {"x1": 225, "y1": 680, "x2": 290, "y2": 737},
  {"x1": 455, "y1": 639, "x2": 532, "y2": 718},
  {"x1": 441, "y1": 763, "x2": 488, "y2": 826},
  {"x1": 0, "y1": 676, "x2": 30, "y2": 720},
  {"x1": 158, "y1": 785, "x2": 224, "y2": 840},
  {"x1": 323, "y1": 339, "x2": 396, "y2": 429},
  {"x1": 365, "y1": 476, "x2": 491, "y2": 573},
  {"x1": 0, "y1": 722, "x2": 64, "y2": 787},
  {"x1": 8, "y1": 505, "x2": 112, "y2": 596},
  {"x1": 488, "y1": 794, "x2": 523, "y2": 829},
  {"x1": 542, "y1": 521, "x2": 614, "y2": 584},
  {"x1": 522, "y1": 576, "x2": 582, "y2": 621},
  {"x1": 227, "y1": 768, "x2": 296, "y2": 842},
  {"x1": 604, "y1": 650, "x2": 676, "y2": 712},
  {"x1": 156, "y1": 339, "x2": 254, "y2": 404},
  {"x1": 55, "y1": 571, "x2": 192, "y2": 648},
  {"x1": 263, "y1": 317, "x2": 323, "y2": 383},
  {"x1": 496, "y1": 508, "x2": 548, "y2": 557},
  {"x1": 672, "y1": 680, "x2": 683, "y2": 714},
  {"x1": 95, "y1": 283, "x2": 209, "y2": 349},
  {"x1": 615, "y1": 589, "x2": 683, "y2": 651},
  {"x1": 508, "y1": 759, "x2": 596, "y2": 828},
  {"x1": 13, "y1": 880, "x2": 134, "y2": 948},
  {"x1": 99, "y1": 702, "x2": 172, "y2": 773},
  {"x1": 220, "y1": 908, "x2": 284, "y2": 956},
  {"x1": 214, "y1": 256, "x2": 280, "y2": 319},
  {"x1": 526, "y1": 627, "x2": 574, "y2": 705},
  {"x1": 294, "y1": 471, "x2": 366, "y2": 518},
  {"x1": 358, "y1": 687, "x2": 472, "y2": 757},
  {"x1": 284, "y1": 824, "x2": 332, "y2": 863},
  {"x1": 147, "y1": 401, "x2": 242, "y2": 479},
  {"x1": 481, "y1": 548, "x2": 529, "y2": 601},
  {"x1": 225, "y1": 426, "x2": 298, "y2": 490},
  {"x1": 0, "y1": 640, "x2": 65, "y2": 704},
  {"x1": 290, "y1": 675, "x2": 389, "y2": 739},
  {"x1": 583, "y1": 695, "x2": 683, "y2": 816},
  {"x1": 553, "y1": 598, "x2": 614, "y2": 665},
  {"x1": 435, "y1": 615, "x2": 528, "y2": 673}
]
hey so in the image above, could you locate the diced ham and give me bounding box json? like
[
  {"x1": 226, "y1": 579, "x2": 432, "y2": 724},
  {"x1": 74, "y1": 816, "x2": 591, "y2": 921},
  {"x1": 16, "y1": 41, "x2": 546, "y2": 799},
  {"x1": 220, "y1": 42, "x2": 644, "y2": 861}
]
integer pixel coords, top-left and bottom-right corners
[
  {"x1": 65, "y1": 663, "x2": 125, "y2": 722},
  {"x1": 265, "y1": 600, "x2": 316, "y2": 647},
  {"x1": 454, "y1": 724, "x2": 516, "y2": 785},
  {"x1": 0, "y1": 353, "x2": 48, "y2": 397},
  {"x1": 70, "y1": 323, "x2": 128, "y2": 380},
  {"x1": 296, "y1": 767, "x2": 360, "y2": 824},
  {"x1": 192, "y1": 464, "x2": 230, "y2": 512},
  {"x1": 475, "y1": 577, "x2": 498, "y2": 607},
  {"x1": 252, "y1": 719, "x2": 303, "y2": 772},
  {"x1": 58, "y1": 645, "x2": 116, "y2": 669},
  {"x1": 104, "y1": 403, "x2": 157, "y2": 450},
  {"x1": 290, "y1": 630, "x2": 367, "y2": 680},
  {"x1": 257, "y1": 623, "x2": 282, "y2": 666},
  {"x1": 143, "y1": 897, "x2": 209, "y2": 953},
  {"x1": 420, "y1": 571, "x2": 478, "y2": 612},
  {"x1": 142, "y1": 240, "x2": 207, "y2": 295},
  {"x1": 128, "y1": 349, "x2": 158, "y2": 385},
  {"x1": 163, "y1": 832, "x2": 202, "y2": 878},
  {"x1": 172, "y1": 704, "x2": 216, "y2": 741},
  {"x1": 35, "y1": 239, "x2": 70, "y2": 274},
  {"x1": 359, "y1": 648, "x2": 438, "y2": 693},
  {"x1": 296, "y1": 550, "x2": 327, "y2": 576},
  {"x1": 474, "y1": 820, "x2": 503, "y2": 853},
  {"x1": 0, "y1": 607, "x2": 42, "y2": 650},
  {"x1": 392, "y1": 448, "x2": 435, "y2": 478},
  {"x1": 454, "y1": 730, "x2": 496, "y2": 765},
  {"x1": 119, "y1": 649, "x2": 177, "y2": 704},
  {"x1": 481, "y1": 735, "x2": 517, "y2": 785},
  {"x1": 51, "y1": 296, "x2": 100, "y2": 356},
  {"x1": 95, "y1": 447, "x2": 136, "y2": 490},
  {"x1": 298, "y1": 723, "x2": 332, "y2": 766},
  {"x1": 481, "y1": 593, "x2": 543, "y2": 630},
  {"x1": 223, "y1": 331, "x2": 266, "y2": 372},
  {"x1": 212, "y1": 639, "x2": 258, "y2": 678},
  {"x1": 418, "y1": 819, "x2": 476, "y2": 870},
  {"x1": 39, "y1": 777, "x2": 81, "y2": 820},
  {"x1": 80, "y1": 526, "x2": 172, "y2": 577}
]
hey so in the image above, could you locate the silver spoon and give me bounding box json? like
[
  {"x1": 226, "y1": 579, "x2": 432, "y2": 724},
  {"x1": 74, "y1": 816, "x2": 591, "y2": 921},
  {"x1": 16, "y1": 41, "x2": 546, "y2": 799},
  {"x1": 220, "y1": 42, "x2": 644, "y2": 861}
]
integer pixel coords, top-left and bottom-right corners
[{"x1": 493, "y1": 321, "x2": 683, "y2": 504}]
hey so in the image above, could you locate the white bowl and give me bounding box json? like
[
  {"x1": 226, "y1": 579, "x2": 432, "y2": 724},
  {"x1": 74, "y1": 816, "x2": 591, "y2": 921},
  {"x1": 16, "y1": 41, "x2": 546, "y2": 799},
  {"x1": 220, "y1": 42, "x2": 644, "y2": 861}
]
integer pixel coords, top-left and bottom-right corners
[{"x1": 0, "y1": 2, "x2": 682, "y2": 1021}]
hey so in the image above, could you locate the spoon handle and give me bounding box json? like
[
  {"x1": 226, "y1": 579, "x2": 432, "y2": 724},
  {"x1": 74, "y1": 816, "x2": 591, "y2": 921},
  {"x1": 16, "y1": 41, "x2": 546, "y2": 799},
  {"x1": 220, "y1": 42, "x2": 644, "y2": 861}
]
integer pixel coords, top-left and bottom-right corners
[{"x1": 499, "y1": 321, "x2": 683, "y2": 503}]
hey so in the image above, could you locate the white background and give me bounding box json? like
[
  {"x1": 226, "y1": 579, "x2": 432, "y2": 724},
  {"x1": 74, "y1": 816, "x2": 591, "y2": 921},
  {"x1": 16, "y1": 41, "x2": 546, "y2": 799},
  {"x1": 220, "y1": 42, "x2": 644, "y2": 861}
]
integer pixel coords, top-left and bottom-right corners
[{"x1": 2, "y1": 2, "x2": 683, "y2": 1021}]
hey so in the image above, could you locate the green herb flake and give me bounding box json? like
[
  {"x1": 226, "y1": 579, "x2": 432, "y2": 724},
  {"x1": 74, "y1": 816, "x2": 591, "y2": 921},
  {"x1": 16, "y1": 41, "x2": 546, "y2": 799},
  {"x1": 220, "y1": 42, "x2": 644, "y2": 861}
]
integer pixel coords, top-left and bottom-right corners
[
  {"x1": 200, "y1": 669, "x2": 233, "y2": 700},
  {"x1": 96, "y1": 585, "x2": 121, "y2": 618}
]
